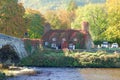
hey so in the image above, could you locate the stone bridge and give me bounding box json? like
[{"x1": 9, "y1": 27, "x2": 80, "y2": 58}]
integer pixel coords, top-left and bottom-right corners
[{"x1": 0, "y1": 34, "x2": 27, "y2": 59}]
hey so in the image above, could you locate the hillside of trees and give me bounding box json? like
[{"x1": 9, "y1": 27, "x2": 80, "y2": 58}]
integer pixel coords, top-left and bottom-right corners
[
  {"x1": 18, "y1": 0, "x2": 106, "y2": 12},
  {"x1": 0, "y1": 0, "x2": 120, "y2": 45}
]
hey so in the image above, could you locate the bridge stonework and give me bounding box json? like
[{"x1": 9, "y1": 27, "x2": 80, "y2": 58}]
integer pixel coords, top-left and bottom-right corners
[{"x1": 0, "y1": 34, "x2": 27, "y2": 59}]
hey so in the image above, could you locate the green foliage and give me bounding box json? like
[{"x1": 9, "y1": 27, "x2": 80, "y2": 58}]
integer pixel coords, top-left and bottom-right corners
[
  {"x1": 72, "y1": 51, "x2": 120, "y2": 67},
  {"x1": 104, "y1": 25, "x2": 120, "y2": 44},
  {"x1": 103, "y1": 0, "x2": 120, "y2": 45},
  {"x1": 23, "y1": 39, "x2": 32, "y2": 54},
  {"x1": 0, "y1": 72, "x2": 6, "y2": 80},
  {"x1": 45, "y1": 11, "x2": 62, "y2": 29},
  {"x1": 20, "y1": 49, "x2": 80, "y2": 67},
  {"x1": 19, "y1": 49, "x2": 120, "y2": 68},
  {"x1": 24, "y1": 9, "x2": 45, "y2": 38},
  {"x1": 72, "y1": 4, "x2": 107, "y2": 41},
  {"x1": 1, "y1": 0, "x2": 120, "y2": 46}
]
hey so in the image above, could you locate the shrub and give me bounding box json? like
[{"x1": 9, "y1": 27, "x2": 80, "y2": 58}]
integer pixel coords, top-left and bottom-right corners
[
  {"x1": 0, "y1": 72, "x2": 6, "y2": 80},
  {"x1": 19, "y1": 49, "x2": 120, "y2": 68},
  {"x1": 24, "y1": 39, "x2": 32, "y2": 54},
  {"x1": 19, "y1": 49, "x2": 80, "y2": 67}
]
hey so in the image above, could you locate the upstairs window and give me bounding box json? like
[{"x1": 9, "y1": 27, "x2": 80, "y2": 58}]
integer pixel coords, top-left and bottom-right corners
[
  {"x1": 52, "y1": 38, "x2": 56, "y2": 41},
  {"x1": 74, "y1": 38, "x2": 77, "y2": 41},
  {"x1": 62, "y1": 38, "x2": 66, "y2": 42}
]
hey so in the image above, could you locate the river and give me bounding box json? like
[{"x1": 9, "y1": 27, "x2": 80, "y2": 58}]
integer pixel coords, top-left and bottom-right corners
[{"x1": 7, "y1": 68, "x2": 120, "y2": 80}]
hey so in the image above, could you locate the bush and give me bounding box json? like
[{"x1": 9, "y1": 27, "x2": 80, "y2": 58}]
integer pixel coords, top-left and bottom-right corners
[
  {"x1": 0, "y1": 72, "x2": 6, "y2": 80},
  {"x1": 20, "y1": 54, "x2": 80, "y2": 67},
  {"x1": 19, "y1": 49, "x2": 80, "y2": 67},
  {"x1": 24, "y1": 39, "x2": 32, "y2": 54},
  {"x1": 19, "y1": 49, "x2": 120, "y2": 68}
]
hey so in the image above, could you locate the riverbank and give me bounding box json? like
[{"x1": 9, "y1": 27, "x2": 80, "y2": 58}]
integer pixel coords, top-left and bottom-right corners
[
  {"x1": 19, "y1": 49, "x2": 120, "y2": 68},
  {"x1": 0, "y1": 67, "x2": 37, "y2": 80}
]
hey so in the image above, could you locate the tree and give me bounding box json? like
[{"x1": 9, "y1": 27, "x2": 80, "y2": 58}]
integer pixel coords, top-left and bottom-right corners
[
  {"x1": 0, "y1": 0, "x2": 27, "y2": 37},
  {"x1": 67, "y1": 0, "x2": 77, "y2": 29},
  {"x1": 67, "y1": 0, "x2": 77, "y2": 12},
  {"x1": 24, "y1": 9, "x2": 45, "y2": 38},
  {"x1": 72, "y1": 4, "x2": 107, "y2": 41},
  {"x1": 104, "y1": 0, "x2": 120, "y2": 44},
  {"x1": 104, "y1": 24, "x2": 120, "y2": 43},
  {"x1": 44, "y1": 10, "x2": 62, "y2": 29},
  {"x1": 57, "y1": 10, "x2": 71, "y2": 29}
]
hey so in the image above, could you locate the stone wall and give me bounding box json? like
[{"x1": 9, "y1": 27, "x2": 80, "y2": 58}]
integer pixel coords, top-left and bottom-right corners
[{"x1": 0, "y1": 34, "x2": 27, "y2": 59}]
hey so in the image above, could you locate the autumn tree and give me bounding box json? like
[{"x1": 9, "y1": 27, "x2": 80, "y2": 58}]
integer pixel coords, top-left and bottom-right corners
[
  {"x1": 57, "y1": 10, "x2": 71, "y2": 29},
  {"x1": 67, "y1": 0, "x2": 77, "y2": 12},
  {"x1": 45, "y1": 10, "x2": 74, "y2": 29},
  {"x1": 0, "y1": 0, "x2": 27, "y2": 37},
  {"x1": 44, "y1": 10, "x2": 62, "y2": 29},
  {"x1": 44, "y1": 0, "x2": 78, "y2": 30},
  {"x1": 67, "y1": 0, "x2": 77, "y2": 29},
  {"x1": 104, "y1": 0, "x2": 120, "y2": 44}
]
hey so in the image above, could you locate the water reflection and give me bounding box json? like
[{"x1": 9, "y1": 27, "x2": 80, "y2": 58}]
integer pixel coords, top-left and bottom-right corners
[
  {"x1": 7, "y1": 68, "x2": 84, "y2": 80},
  {"x1": 7, "y1": 68, "x2": 120, "y2": 80},
  {"x1": 79, "y1": 68, "x2": 120, "y2": 80}
]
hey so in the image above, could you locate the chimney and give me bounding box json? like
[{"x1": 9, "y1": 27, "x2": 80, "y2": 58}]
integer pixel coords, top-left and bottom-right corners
[
  {"x1": 81, "y1": 21, "x2": 89, "y2": 32},
  {"x1": 44, "y1": 22, "x2": 51, "y2": 33}
]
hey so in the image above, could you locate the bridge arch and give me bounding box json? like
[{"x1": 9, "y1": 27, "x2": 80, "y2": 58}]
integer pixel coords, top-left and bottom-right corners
[
  {"x1": 0, "y1": 34, "x2": 27, "y2": 59},
  {"x1": 0, "y1": 44, "x2": 20, "y2": 63}
]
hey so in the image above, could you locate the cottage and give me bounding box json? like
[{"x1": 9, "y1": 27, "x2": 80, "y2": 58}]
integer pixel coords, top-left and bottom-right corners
[{"x1": 42, "y1": 21, "x2": 93, "y2": 49}]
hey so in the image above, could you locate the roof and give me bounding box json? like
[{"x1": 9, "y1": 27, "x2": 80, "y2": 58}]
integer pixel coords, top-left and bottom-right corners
[{"x1": 42, "y1": 29, "x2": 88, "y2": 42}]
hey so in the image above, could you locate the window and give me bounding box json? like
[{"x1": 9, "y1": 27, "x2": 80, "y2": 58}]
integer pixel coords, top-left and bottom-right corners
[
  {"x1": 69, "y1": 43, "x2": 73, "y2": 49},
  {"x1": 45, "y1": 42, "x2": 48, "y2": 46},
  {"x1": 74, "y1": 38, "x2": 77, "y2": 41},
  {"x1": 62, "y1": 38, "x2": 66, "y2": 42},
  {"x1": 51, "y1": 43, "x2": 56, "y2": 48},
  {"x1": 52, "y1": 38, "x2": 56, "y2": 41}
]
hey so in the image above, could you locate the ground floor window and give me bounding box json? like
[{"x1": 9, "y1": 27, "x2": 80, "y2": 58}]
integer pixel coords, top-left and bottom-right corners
[
  {"x1": 69, "y1": 43, "x2": 75, "y2": 50},
  {"x1": 45, "y1": 42, "x2": 48, "y2": 46},
  {"x1": 51, "y1": 43, "x2": 56, "y2": 48}
]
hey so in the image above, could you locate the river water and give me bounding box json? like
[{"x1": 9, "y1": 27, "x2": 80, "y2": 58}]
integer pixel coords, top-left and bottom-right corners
[{"x1": 7, "y1": 68, "x2": 120, "y2": 80}]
